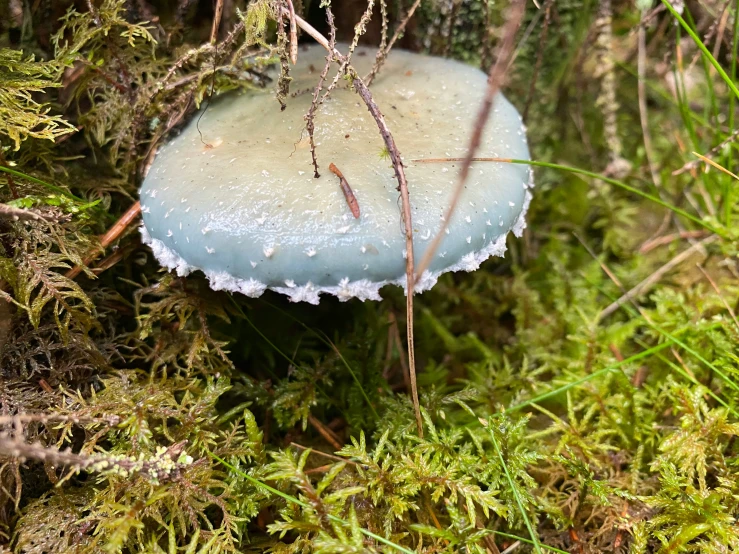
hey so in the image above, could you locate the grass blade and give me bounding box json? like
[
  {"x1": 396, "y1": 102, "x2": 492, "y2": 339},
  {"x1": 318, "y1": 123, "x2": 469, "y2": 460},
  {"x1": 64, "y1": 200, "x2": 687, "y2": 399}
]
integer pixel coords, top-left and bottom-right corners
[{"x1": 660, "y1": 0, "x2": 739, "y2": 101}]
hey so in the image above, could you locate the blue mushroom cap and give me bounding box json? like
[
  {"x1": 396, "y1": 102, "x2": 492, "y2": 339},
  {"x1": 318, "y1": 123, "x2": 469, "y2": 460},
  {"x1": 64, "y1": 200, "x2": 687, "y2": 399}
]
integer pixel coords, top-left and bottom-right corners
[{"x1": 140, "y1": 44, "x2": 532, "y2": 304}]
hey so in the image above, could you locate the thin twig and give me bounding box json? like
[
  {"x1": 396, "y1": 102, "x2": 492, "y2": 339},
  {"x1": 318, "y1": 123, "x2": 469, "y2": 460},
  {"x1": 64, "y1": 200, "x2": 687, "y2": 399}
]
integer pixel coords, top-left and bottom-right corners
[
  {"x1": 304, "y1": 7, "x2": 337, "y2": 178},
  {"x1": 328, "y1": 163, "x2": 360, "y2": 218},
  {"x1": 285, "y1": 0, "x2": 298, "y2": 64},
  {"x1": 0, "y1": 204, "x2": 65, "y2": 223},
  {"x1": 290, "y1": 442, "x2": 357, "y2": 465},
  {"x1": 389, "y1": 311, "x2": 410, "y2": 392},
  {"x1": 66, "y1": 201, "x2": 142, "y2": 279},
  {"x1": 210, "y1": 0, "x2": 224, "y2": 43},
  {"x1": 599, "y1": 235, "x2": 717, "y2": 319},
  {"x1": 696, "y1": 264, "x2": 739, "y2": 332},
  {"x1": 573, "y1": 233, "x2": 622, "y2": 287},
  {"x1": 414, "y1": 0, "x2": 526, "y2": 279},
  {"x1": 637, "y1": 10, "x2": 662, "y2": 190},
  {"x1": 0, "y1": 414, "x2": 120, "y2": 426},
  {"x1": 638, "y1": 230, "x2": 709, "y2": 254},
  {"x1": 292, "y1": 12, "x2": 423, "y2": 437},
  {"x1": 308, "y1": 415, "x2": 342, "y2": 451},
  {"x1": 365, "y1": 0, "x2": 422, "y2": 86}
]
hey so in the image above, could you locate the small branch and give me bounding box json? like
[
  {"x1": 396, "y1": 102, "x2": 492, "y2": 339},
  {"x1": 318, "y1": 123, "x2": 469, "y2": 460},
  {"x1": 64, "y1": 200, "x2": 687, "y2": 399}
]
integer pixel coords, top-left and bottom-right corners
[
  {"x1": 66, "y1": 201, "x2": 142, "y2": 279},
  {"x1": 0, "y1": 413, "x2": 120, "y2": 427},
  {"x1": 0, "y1": 204, "x2": 66, "y2": 223},
  {"x1": 638, "y1": 230, "x2": 708, "y2": 254},
  {"x1": 304, "y1": 7, "x2": 337, "y2": 178},
  {"x1": 328, "y1": 163, "x2": 360, "y2": 218},
  {"x1": 365, "y1": 0, "x2": 418, "y2": 86},
  {"x1": 672, "y1": 129, "x2": 739, "y2": 175},
  {"x1": 0, "y1": 434, "x2": 189, "y2": 483},
  {"x1": 414, "y1": 0, "x2": 526, "y2": 279},
  {"x1": 210, "y1": 0, "x2": 224, "y2": 44},
  {"x1": 285, "y1": 0, "x2": 298, "y2": 65},
  {"x1": 292, "y1": 12, "x2": 423, "y2": 437},
  {"x1": 696, "y1": 264, "x2": 739, "y2": 333},
  {"x1": 308, "y1": 415, "x2": 342, "y2": 451},
  {"x1": 522, "y1": 0, "x2": 553, "y2": 120}
]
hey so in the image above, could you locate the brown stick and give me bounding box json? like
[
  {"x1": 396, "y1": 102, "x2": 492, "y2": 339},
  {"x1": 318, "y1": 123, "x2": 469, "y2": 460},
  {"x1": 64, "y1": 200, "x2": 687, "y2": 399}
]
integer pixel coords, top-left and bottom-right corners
[
  {"x1": 638, "y1": 230, "x2": 709, "y2": 254},
  {"x1": 292, "y1": 13, "x2": 423, "y2": 437},
  {"x1": 285, "y1": 0, "x2": 298, "y2": 65},
  {"x1": 308, "y1": 415, "x2": 342, "y2": 451},
  {"x1": 328, "y1": 163, "x2": 360, "y2": 218},
  {"x1": 414, "y1": 0, "x2": 526, "y2": 279},
  {"x1": 304, "y1": 7, "x2": 337, "y2": 178},
  {"x1": 66, "y1": 201, "x2": 142, "y2": 279},
  {"x1": 210, "y1": 0, "x2": 224, "y2": 44}
]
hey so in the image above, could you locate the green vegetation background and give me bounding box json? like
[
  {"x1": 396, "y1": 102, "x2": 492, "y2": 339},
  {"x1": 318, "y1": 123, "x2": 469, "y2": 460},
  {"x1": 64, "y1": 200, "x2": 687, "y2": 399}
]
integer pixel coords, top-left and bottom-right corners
[{"x1": 1, "y1": 0, "x2": 738, "y2": 552}]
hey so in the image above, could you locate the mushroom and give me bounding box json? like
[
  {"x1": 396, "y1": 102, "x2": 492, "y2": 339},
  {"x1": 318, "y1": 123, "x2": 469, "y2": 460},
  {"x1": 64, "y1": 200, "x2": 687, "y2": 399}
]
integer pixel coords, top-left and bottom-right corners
[{"x1": 139, "y1": 44, "x2": 532, "y2": 304}]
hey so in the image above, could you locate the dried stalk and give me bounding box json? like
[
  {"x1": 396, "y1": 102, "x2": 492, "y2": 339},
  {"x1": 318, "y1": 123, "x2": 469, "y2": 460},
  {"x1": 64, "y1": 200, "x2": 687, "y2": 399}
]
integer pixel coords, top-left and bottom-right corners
[
  {"x1": 0, "y1": 434, "x2": 189, "y2": 482},
  {"x1": 365, "y1": 0, "x2": 422, "y2": 85},
  {"x1": 291, "y1": 13, "x2": 423, "y2": 436},
  {"x1": 210, "y1": 0, "x2": 224, "y2": 44},
  {"x1": 0, "y1": 204, "x2": 65, "y2": 223},
  {"x1": 599, "y1": 235, "x2": 718, "y2": 319},
  {"x1": 66, "y1": 201, "x2": 142, "y2": 279},
  {"x1": 415, "y1": 0, "x2": 526, "y2": 278},
  {"x1": 329, "y1": 163, "x2": 361, "y2": 218},
  {"x1": 305, "y1": 7, "x2": 337, "y2": 178}
]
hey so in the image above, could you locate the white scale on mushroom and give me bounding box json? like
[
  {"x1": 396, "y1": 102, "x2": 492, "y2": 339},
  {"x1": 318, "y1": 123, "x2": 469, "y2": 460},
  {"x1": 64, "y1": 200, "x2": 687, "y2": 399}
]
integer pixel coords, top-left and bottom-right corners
[{"x1": 139, "y1": 44, "x2": 532, "y2": 304}]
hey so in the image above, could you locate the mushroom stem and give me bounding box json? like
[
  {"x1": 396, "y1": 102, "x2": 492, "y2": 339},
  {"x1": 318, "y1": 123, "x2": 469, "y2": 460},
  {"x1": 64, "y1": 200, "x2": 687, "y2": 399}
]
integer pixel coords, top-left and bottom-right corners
[{"x1": 292, "y1": 13, "x2": 422, "y2": 437}]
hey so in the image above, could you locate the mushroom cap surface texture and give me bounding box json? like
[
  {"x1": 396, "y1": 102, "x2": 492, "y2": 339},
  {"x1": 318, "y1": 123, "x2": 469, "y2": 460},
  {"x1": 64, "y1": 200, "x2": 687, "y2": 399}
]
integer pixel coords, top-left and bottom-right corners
[{"x1": 140, "y1": 44, "x2": 532, "y2": 304}]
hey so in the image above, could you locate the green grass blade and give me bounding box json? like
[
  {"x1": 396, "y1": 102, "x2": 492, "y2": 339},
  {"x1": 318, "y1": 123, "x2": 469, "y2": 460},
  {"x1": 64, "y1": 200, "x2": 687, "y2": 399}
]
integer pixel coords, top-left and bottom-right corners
[
  {"x1": 0, "y1": 165, "x2": 87, "y2": 203},
  {"x1": 660, "y1": 0, "x2": 739, "y2": 101}
]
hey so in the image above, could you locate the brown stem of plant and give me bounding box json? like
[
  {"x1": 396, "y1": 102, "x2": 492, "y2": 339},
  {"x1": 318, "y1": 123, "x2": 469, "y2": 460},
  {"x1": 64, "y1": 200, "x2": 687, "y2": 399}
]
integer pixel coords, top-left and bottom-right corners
[
  {"x1": 292, "y1": 13, "x2": 423, "y2": 437},
  {"x1": 210, "y1": 0, "x2": 224, "y2": 43},
  {"x1": 365, "y1": 0, "x2": 422, "y2": 85},
  {"x1": 66, "y1": 201, "x2": 142, "y2": 279},
  {"x1": 307, "y1": 415, "x2": 342, "y2": 451},
  {"x1": 414, "y1": 0, "x2": 526, "y2": 279},
  {"x1": 305, "y1": 7, "x2": 337, "y2": 178},
  {"x1": 285, "y1": 0, "x2": 298, "y2": 65}
]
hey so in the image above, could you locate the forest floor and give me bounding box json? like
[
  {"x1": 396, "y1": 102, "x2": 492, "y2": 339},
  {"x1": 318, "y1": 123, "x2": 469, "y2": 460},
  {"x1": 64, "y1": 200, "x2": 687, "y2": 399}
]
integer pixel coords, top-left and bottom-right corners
[{"x1": 1, "y1": 0, "x2": 739, "y2": 552}]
